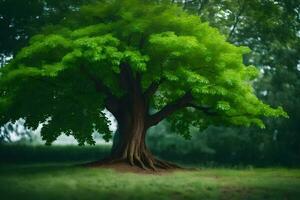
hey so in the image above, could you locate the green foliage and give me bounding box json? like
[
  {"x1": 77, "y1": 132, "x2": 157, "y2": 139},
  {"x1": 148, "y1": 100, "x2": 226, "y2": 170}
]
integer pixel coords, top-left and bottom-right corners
[
  {"x1": 0, "y1": 0, "x2": 98, "y2": 59},
  {"x1": 0, "y1": 0, "x2": 287, "y2": 144},
  {"x1": 174, "y1": 0, "x2": 299, "y2": 163}
]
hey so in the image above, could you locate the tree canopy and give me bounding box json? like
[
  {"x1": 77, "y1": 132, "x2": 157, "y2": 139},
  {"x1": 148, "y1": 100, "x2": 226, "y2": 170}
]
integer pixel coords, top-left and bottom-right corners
[
  {"x1": 0, "y1": 0, "x2": 97, "y2": 60},
  {"x1": 0, "y1": 0, "x2": 287, "y2": 145},
  {"x1": 175, "y1": 0, "x2": 299, "y2": 165}
]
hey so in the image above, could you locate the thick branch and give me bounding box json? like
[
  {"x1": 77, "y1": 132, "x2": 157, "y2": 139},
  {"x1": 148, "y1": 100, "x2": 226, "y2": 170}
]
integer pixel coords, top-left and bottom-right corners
[
  {"x1": 148, "y1": 92, "x2": 193, "y2": 127},
  {"x1": 120, "y1": 62, "x2": 134, "y2": 92}
]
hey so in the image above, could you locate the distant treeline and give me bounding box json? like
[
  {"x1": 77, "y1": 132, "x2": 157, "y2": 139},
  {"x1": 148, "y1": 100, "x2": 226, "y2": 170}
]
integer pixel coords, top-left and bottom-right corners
[
  {"x1": 147, "y1": 123, "x2": 300, "y2": 167},
  {"x1": 1, "y1": 130, "x2": 299, "y2": 167},
  {"x1": 0, "y1": 145, "x2": 110, "y2": 164}
]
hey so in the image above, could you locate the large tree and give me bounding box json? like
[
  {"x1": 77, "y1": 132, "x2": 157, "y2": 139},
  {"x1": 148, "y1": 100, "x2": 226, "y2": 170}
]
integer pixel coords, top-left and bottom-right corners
[{"x1": 0, "y1": 0, "x2": 287, "y2": 170}]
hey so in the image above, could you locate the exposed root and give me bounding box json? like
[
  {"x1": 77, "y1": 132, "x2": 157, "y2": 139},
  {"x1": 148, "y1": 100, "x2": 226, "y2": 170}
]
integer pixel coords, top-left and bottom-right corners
[
  {"x1": 84, "y1": 155, "x2": 184, "y2": 174},
  {"x1": 154, "y1": 159, "x2": 173, "y2": 169},
  {"x1": 154, "y1": 158, "x2": 182, "y2": 169},
  {"x1": 144, "y1": 155, "x2": 157, "y2": 171},
  {"x1": 134, "y1": 154, "x2": 148, "y2": 170},
  {"x1": 123, "y1": 154, "x2": 181, "y2": 171},
  {"x1": 86, "y1": 142, "x2": 182, "y2": 172}
]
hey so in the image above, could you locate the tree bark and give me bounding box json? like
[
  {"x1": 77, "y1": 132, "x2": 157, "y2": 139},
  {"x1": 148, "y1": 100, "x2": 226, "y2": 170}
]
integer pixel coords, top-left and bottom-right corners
[
  {"x1": 110, "y1": 116, "x2": 178, "y2": 170},
  {"x1": 109, "y1": 92, "x2": 179, "y2": 170},
  {"x1": 103, "y1": 65, "x2": 181, "y2": 170}
]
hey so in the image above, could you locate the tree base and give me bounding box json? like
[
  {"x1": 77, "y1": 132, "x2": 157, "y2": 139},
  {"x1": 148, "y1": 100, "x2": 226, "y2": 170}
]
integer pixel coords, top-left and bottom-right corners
[{"x1": 85, "y1": 156, "x2": 182, "y2": 173}]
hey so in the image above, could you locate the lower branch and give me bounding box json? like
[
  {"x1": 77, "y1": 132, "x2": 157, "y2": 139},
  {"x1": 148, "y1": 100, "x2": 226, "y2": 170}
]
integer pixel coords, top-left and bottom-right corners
[{"x1": 148, "y1": 92, "x2": 193, "y2": 127}]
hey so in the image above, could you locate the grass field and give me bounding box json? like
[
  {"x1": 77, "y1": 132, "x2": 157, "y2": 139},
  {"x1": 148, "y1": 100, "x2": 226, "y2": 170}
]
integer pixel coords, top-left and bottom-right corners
[
  {"x1": 0, "y1": 145, "x2": 300, "y2": 200},
  {"x1": 0, "y1": 163, "x2": 300, "y2": 200}
]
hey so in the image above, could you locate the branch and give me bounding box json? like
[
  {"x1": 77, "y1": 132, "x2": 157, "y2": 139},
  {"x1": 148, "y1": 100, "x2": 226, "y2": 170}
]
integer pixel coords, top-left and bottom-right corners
[
  {"x1": 189, "y1": 104, "x2": 260, "y2": 118},
  {"x1": 148, "y1": 92, "x2": 193, "y2": 127},
  {"x1": 197, "y1": 0, "x2": 209, "y2": 15},
  {"x1": 228, "y1": 0, "x2": 246, "y2": 41},
  {"x1": 119, "y1": 62, "x2": 136, "y2": 93},
  {"x1": 147, "y1": 92, "x2": 221, "y2": 127},
  {"x1": 143, "y1": 78, "x2": 165, "y2": 100},
  {"x1": 187, "y1": 103, "x2": 217, "y2": 116},
  {"x1": 79, "y1": 66, "x2": 120, "y2": 114}
]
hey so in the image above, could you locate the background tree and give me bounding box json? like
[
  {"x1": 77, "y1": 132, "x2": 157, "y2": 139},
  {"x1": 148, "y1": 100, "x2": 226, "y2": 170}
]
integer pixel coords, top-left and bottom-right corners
[
  {"x1": 0, "y1": 0, "x2": 286, "y2": 169},
  {"x1": 0, "y1": 0, "x2": 97, "y2": 66}
]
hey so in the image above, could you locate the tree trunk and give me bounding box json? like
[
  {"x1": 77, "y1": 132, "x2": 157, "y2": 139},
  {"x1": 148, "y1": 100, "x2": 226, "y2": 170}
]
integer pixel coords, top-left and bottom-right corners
[
  {"x1": 110, "y1": 117, "x2": 177, "y2": 170},
  {"x1": 109, "y1": 93, "x2": 178, "y2": 170}
]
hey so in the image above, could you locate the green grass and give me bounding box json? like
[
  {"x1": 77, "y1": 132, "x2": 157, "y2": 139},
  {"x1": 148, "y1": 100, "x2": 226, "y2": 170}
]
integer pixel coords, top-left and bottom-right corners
[
  {"x1": 1, "y1": 145, "x2": 300, "y2": 199},
  {"x1": 0, "y1": 163, "x2": 300, "y2": 200}
]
